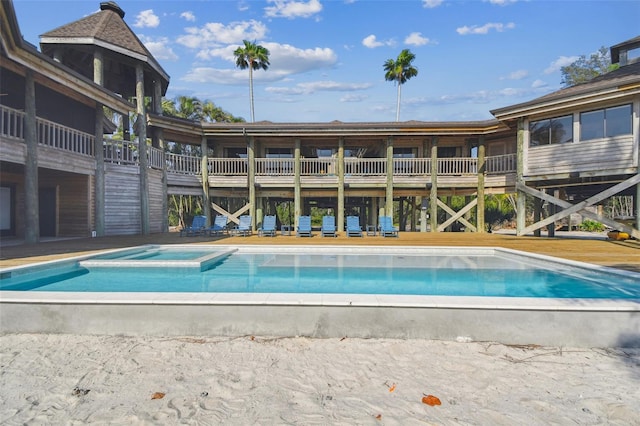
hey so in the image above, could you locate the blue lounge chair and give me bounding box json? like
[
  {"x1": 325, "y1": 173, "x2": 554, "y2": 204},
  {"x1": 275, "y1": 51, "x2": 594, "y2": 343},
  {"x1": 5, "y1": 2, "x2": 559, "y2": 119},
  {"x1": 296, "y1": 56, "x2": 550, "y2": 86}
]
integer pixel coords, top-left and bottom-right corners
[
  {"x1": 296, "y1": 215, "x2": 313, "y2": 237},
  {"x1": 346, "y1": 216, "x2": 363, "y2": 237},
  {"x1": 180, "y1": 215, "x2": 206, "y2": 236},
  {"x1": 234, "y1": 215, "x2": 252, "y2": 236},
  {"x1": 321, "y1": 216, "x2": 337, "y2": 237},
  {"x1": 379, "y1": 216, "x2": 399, "y2": 237},
  {"x1": 258, "y1": 215, "x2": 277, "y2": 237},
  {"x1": 208, "y1": 215, "x2": 228, "y2": 236}
]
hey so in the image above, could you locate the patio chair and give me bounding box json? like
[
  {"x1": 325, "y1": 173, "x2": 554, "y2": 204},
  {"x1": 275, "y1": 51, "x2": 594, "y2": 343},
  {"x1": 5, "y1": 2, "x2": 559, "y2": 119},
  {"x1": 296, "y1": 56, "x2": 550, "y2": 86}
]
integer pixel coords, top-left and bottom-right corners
[
  {"x1": 180, "y1": 215, "x2": 206, "y2": 237},
  {"x1": 258, "y1": 215, "x2": 277, "y2": 237},
  {"x1": 296, "y1": 215, "x2": 313, "y2": 237},
  {"x1": 321, "y1": 216, "x2": 337, "y2": 237},
  {"x1": 379, "y1": 216, "x2": 399, "y2": 237},
  {"x1": 208, "y1": 215, "x2": 228, "y2": 236},
  {"x1": 233, "y1": 215, "x2": 252, "y2": 237},
  {"x1": 346, "y1": 216, "x2": 363, "y2": 237}
]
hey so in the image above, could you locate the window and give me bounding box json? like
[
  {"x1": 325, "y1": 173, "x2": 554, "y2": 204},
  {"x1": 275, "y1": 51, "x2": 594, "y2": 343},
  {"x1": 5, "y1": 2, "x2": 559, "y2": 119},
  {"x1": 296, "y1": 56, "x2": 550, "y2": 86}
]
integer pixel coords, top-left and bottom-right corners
[
  {"x1": 393, "y1": 147, "x2": 415, "y2": 158},
  {"x1": 580, "y1": 104, "x2": 632, "y2": 141},
  {"x1": 529, "y1": 115, "x2": 573, "y2": 147},
  {"x1": 266, "y1": 148, "x2": 292, "y2": 158}
]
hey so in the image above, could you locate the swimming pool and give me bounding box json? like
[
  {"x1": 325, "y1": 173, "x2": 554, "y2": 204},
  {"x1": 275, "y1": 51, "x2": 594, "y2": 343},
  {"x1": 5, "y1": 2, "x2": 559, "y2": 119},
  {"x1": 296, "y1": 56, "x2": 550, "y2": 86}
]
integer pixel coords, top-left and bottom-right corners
[
  {"x1": 1, "y1": 245, "x2": 638, "y2": 299},
  {"x1": 1, "y1": 245, "x2": 639, "y2": 347}
]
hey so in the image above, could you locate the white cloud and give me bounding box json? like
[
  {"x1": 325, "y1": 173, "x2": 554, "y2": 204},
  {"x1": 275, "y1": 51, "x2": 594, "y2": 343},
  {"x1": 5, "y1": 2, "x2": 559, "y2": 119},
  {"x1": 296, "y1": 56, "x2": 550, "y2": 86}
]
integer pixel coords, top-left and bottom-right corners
[
  {"x1": 501, "y1": 69, "x2": 528, "y2": 80},
  {"x1": 134, "y1": 9, "x2": 160, "y2": 28},
  {"x1": 180, "y1": 11, "x2": 196, "y2": 22},
  {"x1": 266, "y1": 81, "x2": 371, "y2": 96},
  {"x1": 362, "y1": 34, "x2": 394, "y2": 48},
  {"x1": 456, "y1": 22, "x2": 515, "y2": 35},
  {"x1": 422, "y1": 0, "x2": 443, "y2": 8},
  {"x1": 404, "y1": 32, "x2": 430, "y2": 46},
  {"x1": 264, "y1": 0, "x2": 323, "y2": 19},
  {"x1": 139, "y1": 35, "x2": 178, "y2": 61},
  {"x1": 544, "y1": 55, "x2": 579, "y2": 74},
  {"x1": 177, "y1": 20, "x2": 268, "y2": 49},
  {"x1": 486, "y1": 0, "x2": 517, "y2": 5},
  {"x1": 340, "y1": 94, "x2": 368, "y2": 102},
  {"x1": 532, "y1": 79, "x2": 547, "y2": 88}
]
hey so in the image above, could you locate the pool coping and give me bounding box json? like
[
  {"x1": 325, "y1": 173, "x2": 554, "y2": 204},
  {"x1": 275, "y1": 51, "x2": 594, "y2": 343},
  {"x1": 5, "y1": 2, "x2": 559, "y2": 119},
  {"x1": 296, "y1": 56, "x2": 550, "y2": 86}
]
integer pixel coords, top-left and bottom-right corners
[{"x1": 1, "y1": 245, "x2": 639, "y2": 347}]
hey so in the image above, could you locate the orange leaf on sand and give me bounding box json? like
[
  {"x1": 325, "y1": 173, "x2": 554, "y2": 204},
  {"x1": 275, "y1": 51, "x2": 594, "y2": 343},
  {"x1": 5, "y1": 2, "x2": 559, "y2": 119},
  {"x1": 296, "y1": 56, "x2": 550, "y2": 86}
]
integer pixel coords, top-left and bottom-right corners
[
  {"x1": 151, "y1": 392, "x2": 165, "y2": 400},
  {"x1": 388, "y1": 384, "x2": 396, "y2": 393},
  {"x1": 422, "y1": 395, "x2": 441, "y2": 406},
  {"x1": 375, "y1": 414, "x2": 382, "y2": 420}
]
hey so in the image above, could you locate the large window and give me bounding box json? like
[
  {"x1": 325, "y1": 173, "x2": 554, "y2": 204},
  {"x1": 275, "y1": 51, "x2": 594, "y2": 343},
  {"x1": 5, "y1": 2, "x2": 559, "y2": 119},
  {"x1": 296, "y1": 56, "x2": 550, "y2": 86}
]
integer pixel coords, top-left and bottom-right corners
[
  {"x1": 580, "y1": 104, "x2": 632, "y2": 141},
  {"x1": 529, "y1": 115, "x2": 573, "y2": 147}
]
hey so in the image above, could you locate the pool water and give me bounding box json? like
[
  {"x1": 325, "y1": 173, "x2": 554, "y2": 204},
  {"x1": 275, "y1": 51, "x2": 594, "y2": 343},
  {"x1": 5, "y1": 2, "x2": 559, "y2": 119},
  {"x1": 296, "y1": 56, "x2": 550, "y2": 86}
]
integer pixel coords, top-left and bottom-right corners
[{"x1": 2, "y1": 248, "x2": 639, "y2": 299}]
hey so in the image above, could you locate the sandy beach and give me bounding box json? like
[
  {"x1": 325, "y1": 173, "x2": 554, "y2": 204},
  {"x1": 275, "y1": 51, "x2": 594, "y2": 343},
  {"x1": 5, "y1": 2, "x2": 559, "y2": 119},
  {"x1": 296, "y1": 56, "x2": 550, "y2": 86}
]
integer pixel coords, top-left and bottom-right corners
[{"x1": 1, "y1": 333, "x2": 639, "y2": 424}]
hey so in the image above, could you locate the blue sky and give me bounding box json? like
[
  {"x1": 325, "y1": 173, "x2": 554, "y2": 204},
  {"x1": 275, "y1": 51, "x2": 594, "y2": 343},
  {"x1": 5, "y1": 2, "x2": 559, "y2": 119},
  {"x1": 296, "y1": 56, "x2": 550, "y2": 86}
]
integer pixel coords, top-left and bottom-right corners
[{"x1": 12, "y1": 0, "x2": 640, "y2": 123}]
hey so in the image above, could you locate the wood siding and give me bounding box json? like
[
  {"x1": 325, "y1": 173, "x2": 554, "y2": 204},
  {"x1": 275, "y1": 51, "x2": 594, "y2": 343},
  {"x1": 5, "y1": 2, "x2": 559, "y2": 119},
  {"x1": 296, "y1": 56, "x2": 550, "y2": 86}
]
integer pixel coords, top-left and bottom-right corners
[
  {"x1": 525, "y1": 136, "x2": 637, "y2": 177},
  {"x1": 148, "y1": 168, "x2": 164, "y2": 233},
  {"x1": 105, "y1": 165, "x2": 141, "y2": 235}
]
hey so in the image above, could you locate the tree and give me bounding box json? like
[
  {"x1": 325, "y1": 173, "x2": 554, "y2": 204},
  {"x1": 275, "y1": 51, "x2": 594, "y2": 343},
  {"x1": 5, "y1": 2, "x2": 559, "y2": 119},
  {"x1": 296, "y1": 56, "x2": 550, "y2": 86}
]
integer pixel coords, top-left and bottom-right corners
[
  {"x1": 234, "y1": 40, "x2": 270, "y2": 123},
  {"x1": 560, "y1": 46, "x2": 619, "y2": 87},
  {"x1": 383, "y1": 49, "x2": 418, "y2": 122}
]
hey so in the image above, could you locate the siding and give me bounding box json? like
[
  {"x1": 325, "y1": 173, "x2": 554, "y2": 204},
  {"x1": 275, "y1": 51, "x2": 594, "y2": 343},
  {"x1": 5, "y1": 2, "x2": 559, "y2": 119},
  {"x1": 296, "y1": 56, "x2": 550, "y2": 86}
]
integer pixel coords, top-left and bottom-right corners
[
  {"x1": 105, "y1": 165, "x2": 141, "y2": 235},
  {"x1": 525, "y1": 136, "x2": 637, "y2": 177}
]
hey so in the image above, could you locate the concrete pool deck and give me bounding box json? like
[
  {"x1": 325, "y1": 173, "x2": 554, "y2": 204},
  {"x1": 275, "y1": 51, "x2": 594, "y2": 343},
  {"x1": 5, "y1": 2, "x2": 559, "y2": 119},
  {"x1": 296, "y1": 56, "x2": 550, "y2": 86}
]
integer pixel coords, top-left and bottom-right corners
[{"x1": 1, "y1": 233, "x2": 639, "y2": 347}]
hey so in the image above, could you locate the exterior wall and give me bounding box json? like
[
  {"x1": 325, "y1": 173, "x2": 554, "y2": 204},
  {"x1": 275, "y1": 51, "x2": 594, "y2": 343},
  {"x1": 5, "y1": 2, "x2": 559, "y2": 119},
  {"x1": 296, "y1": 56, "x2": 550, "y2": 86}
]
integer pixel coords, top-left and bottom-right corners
[
  {"x1": 148, "y1": 168, "x2": 165, "y2": 233},
  {"x1": 104, "y1": 165, "x2": 141, "y2": 235}
]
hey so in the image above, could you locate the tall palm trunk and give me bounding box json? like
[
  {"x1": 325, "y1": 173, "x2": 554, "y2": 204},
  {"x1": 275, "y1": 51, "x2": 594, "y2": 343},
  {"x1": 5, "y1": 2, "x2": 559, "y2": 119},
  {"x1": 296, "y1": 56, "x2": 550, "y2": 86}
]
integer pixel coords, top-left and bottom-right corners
[
  {"x1": 249, "y1": 66, "x2": 255, "y2": 123},
  {"x1": 396, "y1": 78, "x2": 402, "y2": 122}
]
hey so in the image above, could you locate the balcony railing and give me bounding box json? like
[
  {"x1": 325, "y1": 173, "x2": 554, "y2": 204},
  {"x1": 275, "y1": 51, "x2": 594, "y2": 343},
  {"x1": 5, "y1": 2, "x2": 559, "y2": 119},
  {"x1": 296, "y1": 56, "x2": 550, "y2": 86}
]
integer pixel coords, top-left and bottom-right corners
[
  {"x1": 166, "y1": 152, "x2": 201, "y2": 175},
  {"x1": 486, "y1": 153, "x2": 517, "y2": 174},
  {"x1": 256, "y1": 158, "x2": 294, "y2": 176},
  {"x1": 1, "y1": 104, "x2": 24, "y2": 140}
]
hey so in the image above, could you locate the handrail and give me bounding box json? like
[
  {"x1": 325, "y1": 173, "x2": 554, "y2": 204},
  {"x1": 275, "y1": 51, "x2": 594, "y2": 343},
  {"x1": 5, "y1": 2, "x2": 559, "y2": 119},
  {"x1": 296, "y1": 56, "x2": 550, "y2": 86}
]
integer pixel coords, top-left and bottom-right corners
[
  {"x1": 37, "y1": 117, "x2": 94, "y2": 156},
  {"x1": 104, "y1": 139, "x2": 138, "y2": 165},
  {"x1": 301, "y1": 158, "x2": 336, "y2": 176},
  {"x1": 256, "y1": 158, "x2": 294, "y2": 176},
  {"x1": 148, "y1": 146, "x2": 165, "y2": 170},
  {"x1": 166, "y1": 152, "x2": 201, "y2": 174},
  {"x1": 485, "y1": 153, "x2": 517, "y2": 174},
  {"x1": 0, "y1": 104, "x2": 24, "y2": 140},
  {"x1": 207, "y1": 157, "x2": 247, "y2": 175},
  {"x1": 437, "y1": 157, "x2": 477, "y2": 175},
  {"x1": 392, "y1": 158, "x2": 430, "y2": 175},
  {"x1": 345, "y1": 158, "x2": 386, "y2": 175}
]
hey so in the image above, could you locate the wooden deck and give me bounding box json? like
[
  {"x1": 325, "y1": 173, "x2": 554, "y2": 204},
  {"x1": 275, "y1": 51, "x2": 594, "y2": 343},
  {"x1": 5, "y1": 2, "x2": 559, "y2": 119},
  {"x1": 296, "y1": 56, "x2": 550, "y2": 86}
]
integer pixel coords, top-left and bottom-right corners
[{"x1": 1, "y1": 231, "x2": 639, "y2": 273}]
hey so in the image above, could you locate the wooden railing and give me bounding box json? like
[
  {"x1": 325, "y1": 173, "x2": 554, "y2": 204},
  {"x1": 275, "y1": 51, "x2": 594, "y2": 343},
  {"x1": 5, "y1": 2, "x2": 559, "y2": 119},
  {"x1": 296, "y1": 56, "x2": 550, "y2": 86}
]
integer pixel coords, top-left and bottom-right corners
[
  {"x1": 393, "y1": 158, "x2": 430, "y2": 176},
  {"x1": 148, "y1": 146, "x2": 165, "y2": 170},
  {"x1": 437, "y1": 157, "x2": 477, "y2": 175},
  {"x1": 0, "y1": 104, "x2": 24, "y2": 140},
  {"x1": 38, "y1": 117, "x2": 94, "y2": 156},
  {"x1": 486, "y1": 153, "x2": 517, "y2": 174},
  {"x1": 256, "y1": 158, "x2": 294, "y2": 176},
  {"x1": 208, "y1": 157, "x2": 247, "y2": 175},
  {"x1": 104, "y1": 139, "x2": 138, "y2": 165},
  {"x1": 345, "y1": 158, "x2": 386, "y2": 175},
  {"x1": 166, "y1": 152, "x2": 201, "y2": 175}
]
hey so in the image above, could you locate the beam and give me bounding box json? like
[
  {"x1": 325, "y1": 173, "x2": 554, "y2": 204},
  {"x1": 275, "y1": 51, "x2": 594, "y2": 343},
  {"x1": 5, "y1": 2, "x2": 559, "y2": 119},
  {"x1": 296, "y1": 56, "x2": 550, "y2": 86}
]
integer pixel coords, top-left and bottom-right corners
[
  {"x1": 436, "y1": 198, "x2": 477, "y2": 232},
  {"x1": 211, "y1": 202, "x2": 250, "y2": 225}
]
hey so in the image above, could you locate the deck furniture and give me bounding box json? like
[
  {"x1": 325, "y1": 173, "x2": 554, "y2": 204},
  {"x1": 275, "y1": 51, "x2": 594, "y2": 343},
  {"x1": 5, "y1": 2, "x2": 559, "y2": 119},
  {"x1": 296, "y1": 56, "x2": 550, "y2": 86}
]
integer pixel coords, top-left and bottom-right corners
[
  {"x1": 258, "y1": 215, "x2": 277, "y2": 237},
  {"x1": 379, "y1": 216, "x2": 399, "y2": 237},
  {"x1": 346, "y1": 216, "x2": 363, "y2": 237},
  {"x1": 296, "y1": 215, "x2": 313, "y2": 237},
  {"x1": 180, "y1": 215, "x2": 206, "y2": 236},
  {"x1": 208, "y1": 215, "x2": 228, "y2": 236},
  {"x1": 232, "y1": 215, "x2": 252, "y2": 236},
  {"x1": 321, "y1": 216, "x2": 337, "y2": 237}
]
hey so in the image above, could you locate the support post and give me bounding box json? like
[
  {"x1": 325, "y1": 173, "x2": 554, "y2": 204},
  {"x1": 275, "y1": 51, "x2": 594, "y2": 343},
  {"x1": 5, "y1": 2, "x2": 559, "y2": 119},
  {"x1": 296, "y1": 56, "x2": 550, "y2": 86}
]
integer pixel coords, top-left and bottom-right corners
[
  {"x1": 294, "y1": 139, "x2": 301, "y2": 229},
  {"x1": 135, "y1": 63, "x2": 149, "y2": 235},
  {"x1": 93, "y1": 48, "x2": 105, "y2": 236},
  {"x1": 24, "y1": 70, "x2": 39, "y2": 243},
  {"x1": 247, "y1": 136, "x2": 256, "y2": 231},
  {"x1": 476, "y1": 136, "x2": 485, "y2": 233},
  {"x1": 385, "y1": 137, "x2": 394, "y2": 217},
  {"x1": 430, "y1": 137, "x2": 438, "y2": 232},
  {"x1": 201, "y1": 136, "x2": 210, "y2": 227},
  {"x1": 337, "y1": 137, "x2": 345, "y2": 232},
  {"x1": 516, "y1": 118, "x2": 526, "y2": 236}
]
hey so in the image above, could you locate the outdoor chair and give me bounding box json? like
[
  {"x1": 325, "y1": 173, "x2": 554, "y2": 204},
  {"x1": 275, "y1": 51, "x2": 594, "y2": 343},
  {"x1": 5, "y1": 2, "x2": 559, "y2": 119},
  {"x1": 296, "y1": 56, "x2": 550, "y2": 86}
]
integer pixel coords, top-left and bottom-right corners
[
  {"x1": 233, "y1": 215, "x2": 252, "y2": 236},
  {"x1": 180, "y1": 215, "x2": 206, "y2": 237},
  {"x1": 258, "y1": 215, "x2": 277, "y2": 237},
  {"x1": 379, "y1": 216, "x2": 399, "y2": 237},
  {"x1": 208, "y1": 215, "x2": 228, "y2": 236},
  {"x1": 346, "y1": 216, "x2": 363, "y2": 237},
  {"x1": 296, "y1": 215, "x2": 313, "y2": 237},
  {"x1": 321, "y1": 216, "x2": 337, "y2": 237}
]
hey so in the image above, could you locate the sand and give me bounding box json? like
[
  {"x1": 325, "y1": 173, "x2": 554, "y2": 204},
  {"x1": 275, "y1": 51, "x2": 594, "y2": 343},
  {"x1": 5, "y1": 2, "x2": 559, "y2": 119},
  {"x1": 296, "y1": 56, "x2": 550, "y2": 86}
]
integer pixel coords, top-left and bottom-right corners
[{"x1": 1, "y1": 334, "x2": 639, "y2": 424}]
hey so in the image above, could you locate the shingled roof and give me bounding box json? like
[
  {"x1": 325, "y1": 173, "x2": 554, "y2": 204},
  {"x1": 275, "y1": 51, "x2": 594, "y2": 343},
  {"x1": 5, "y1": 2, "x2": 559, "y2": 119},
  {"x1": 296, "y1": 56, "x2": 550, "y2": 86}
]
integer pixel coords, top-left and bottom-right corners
[{"x1": 39, "y1": 1, "x2": 168, "y2": 82}]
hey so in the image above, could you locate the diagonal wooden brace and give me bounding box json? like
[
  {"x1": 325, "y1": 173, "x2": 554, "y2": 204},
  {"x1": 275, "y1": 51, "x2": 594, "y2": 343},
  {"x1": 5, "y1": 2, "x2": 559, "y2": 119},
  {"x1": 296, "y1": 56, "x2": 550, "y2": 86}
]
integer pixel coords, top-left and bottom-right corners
[
  {"x1": 211, "y1": 202, "x2": 251, "y2": 225},
  {"x1": 437, "y1": 198, "x2": 477, "y2": 232}
]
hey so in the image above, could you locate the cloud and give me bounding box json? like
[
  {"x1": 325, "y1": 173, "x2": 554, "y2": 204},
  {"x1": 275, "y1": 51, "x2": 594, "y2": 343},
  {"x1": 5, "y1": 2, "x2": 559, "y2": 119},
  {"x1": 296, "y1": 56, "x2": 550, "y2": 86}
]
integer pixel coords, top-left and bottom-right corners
[
  {"x1": 532, "y1": 79, "x2": 547, "y2": 88},
  {"x1": 362, "y1": 34, "x2": 394, "y2": 48},
  {"x1": 134, "y1": 9, "x2": 160, "y2": 28},
  {"x1": 544, "y1": 55, "x2": 579, "y2": 74},
  {"x1": 264, "y1": 0, "x2": 323, "y2": 19},
  {"x1": 340, "y1": 94, "x2": 368, "y2": 102},
  {"x1": 404, "y1": 32, "x2": 431, "y2": 46},
  {"x1": 456, "y1": 22, "x2": 515, "y2": 35},
  {"x1": 177, "y1": 20, "x2": 268, "y2": 49},
  {"x1": 500, "y1": 69, "x2": 528, "y2": 80},
  {"x1": 422, "y1": 0, "x2": 443, "y2": 8},
  {"x1": 485, "y1": 0, "x2": 517, "y2": 5},
  {"x1": 264, "y1": 42, "x2": 337, "y2": 74},
  {"x1": 180, "y1": 11, "x2": 196, "y2": 22},
  {"x1": 265, "y1": 81, "x2": 371, "y2": 96},
  {"x1": 139, "y1": 35, "x2": 178, "y2": 61}
]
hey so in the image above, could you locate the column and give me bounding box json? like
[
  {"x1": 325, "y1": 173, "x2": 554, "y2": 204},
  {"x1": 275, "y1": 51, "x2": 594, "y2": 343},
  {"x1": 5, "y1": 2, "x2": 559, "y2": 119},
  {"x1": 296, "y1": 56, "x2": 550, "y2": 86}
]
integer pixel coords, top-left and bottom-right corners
[
  {"x1": 516, "y1": 118, "x2": 526, "y2": 236},
  {"x1": 247, "y1": 136, "x2": 256, "y2": 231},
  {"x1": 476, "y1": 136, "x2": 485, "y2": 233},
  {"x1": 337, "y1": 137, "x2": 345, "y2": 232},
  {"x1": 135, "y1": 63, "x2": 149, "y2": 234},
  {"x1": 294, "y1": 139, "x2": 301, "y2": 229},
  {"x1": 24, "y1": 70, "x2": 39, "y2": 243},
  {"x1": 429, "y1": 137, "x2": 438, "y2": 232},
  {"x1": 385, "y1": 137, "x2": 394, "y2": 217},
  {"x1": 93, "y1": 49, "x2": 105, "y2": 236},
  {"x1": 201, "y1": 136, "x2": 211, "y2": 227},
  {"x1": 152, "y1": 80, "x2": 168, "y2": 232}
]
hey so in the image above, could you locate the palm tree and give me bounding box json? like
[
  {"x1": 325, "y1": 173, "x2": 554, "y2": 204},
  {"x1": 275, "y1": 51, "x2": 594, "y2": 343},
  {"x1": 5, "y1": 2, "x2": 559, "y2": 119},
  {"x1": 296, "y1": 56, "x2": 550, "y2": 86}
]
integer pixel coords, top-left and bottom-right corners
[
  {"x1": 383, "y1": 49, "x2": 418, "y2": 122},
  {"x1": 234, "y1": 40, "x2": 270, "y2": 123}
]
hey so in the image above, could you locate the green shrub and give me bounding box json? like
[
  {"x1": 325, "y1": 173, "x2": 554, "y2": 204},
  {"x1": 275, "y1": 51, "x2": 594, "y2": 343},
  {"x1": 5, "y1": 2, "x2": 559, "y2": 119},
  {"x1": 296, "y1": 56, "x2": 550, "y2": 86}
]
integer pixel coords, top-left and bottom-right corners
[{"x1": 578, "y1": 219, "x2": 605, "y2": 232}]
